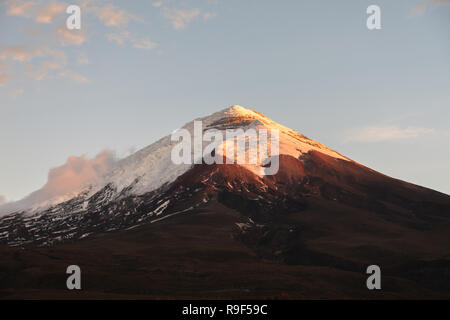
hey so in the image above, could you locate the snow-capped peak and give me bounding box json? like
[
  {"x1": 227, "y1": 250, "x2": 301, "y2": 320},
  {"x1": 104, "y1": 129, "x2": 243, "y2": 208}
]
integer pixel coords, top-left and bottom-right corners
[{"x1": 0, "y1": 105, "x2": 350, "y2": 216}]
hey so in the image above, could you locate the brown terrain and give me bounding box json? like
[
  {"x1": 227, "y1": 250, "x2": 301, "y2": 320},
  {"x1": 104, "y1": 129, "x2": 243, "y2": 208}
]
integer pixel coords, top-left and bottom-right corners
[{"x1": 1, "y1": 151, "x2": 450, "y2": 299}]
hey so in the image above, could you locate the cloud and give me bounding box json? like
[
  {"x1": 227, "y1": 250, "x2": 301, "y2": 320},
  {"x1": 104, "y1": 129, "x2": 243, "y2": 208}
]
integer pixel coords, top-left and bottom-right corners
[
  {"x1": 27, "y1": 60, "x2": 66, "y2": 81},
  {"x1": 5, "y1": 1, "x2": 66, "y2": 23},
  {"x1": 0, "y1": 45, "x2": 48, "y2": 62},
  {"x1": 133, "y1": 38, "x2": 158, "y2": 50},
  {"x1": 0, "y1": 45, "x2": 68, "y2": 82},
  {"x1": 9, "y1": 87, "x2": 24, "y2": 98},
  {"x1": 57, "y1": 25, "x2": 86, "y2": 45},
  {"x1": 36, "y1": 2, "x2": 66, "y2": 23},
  {"x1": 5, "y1": 0, "x2": 36, "y2": 17},
  {"x1": 77, "y1": 52, "x2": 90, "y2": 65},
  {"x1": 107, "y1": 31, "x2": 158, "y2": 50},
  {"x1": 59, "y1": 70, "x2": 89, "y2": 83},
  {"x1": 202, "y1": 12, "x2": 216, "y2": 21},
  {"x1": 35, "y1": 150, "x2": 116, "y2": 199},
  {"x1": 0, "y1": 72, "x2": 10, "y2": 86},
  {"x1": 410, "y1": 0, "x2": 450, "y2": 16},
  {"x1": 345, "y1": 125, "x2": 435, "y2": 143},
  {"x1": 0, "y1": 195, "x2": 6, "y2": 206},
  {"x1": 156, "y1": 4, "x2": 217, "y2": 30},
  {"x1": 106, "y1": 31, "x2": 131, "y2": 45},
  {"x1": 162, "y1": 7, "x2": 200, "y2": 30},
  {"x1": 0, "y1": 150, "x2": 117, "y2": 216},
  {"x1": 0, "y1": 46, "x2": 67, "y2": 81},
  {"x1": 0, "y1": 45, "x2": 66, "y2": 65},
  {"x1": 0, "y1": 45, "x2": 81, "y2": 84},
  {"x1": 98, "y1": 5, "x2": 129, "y2": 27},
  {"x1": 90, "y1": 4, "x2": 142, "y2": 27}
]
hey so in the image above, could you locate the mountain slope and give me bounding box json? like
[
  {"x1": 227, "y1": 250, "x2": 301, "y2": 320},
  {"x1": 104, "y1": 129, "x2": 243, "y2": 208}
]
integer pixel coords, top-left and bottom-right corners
[
  {"x1": 1, "y1": 105, "x2": 450, "y2": 299},
  {"x1": 1, "y1": 105, "x2": 449, "y2": 247}
]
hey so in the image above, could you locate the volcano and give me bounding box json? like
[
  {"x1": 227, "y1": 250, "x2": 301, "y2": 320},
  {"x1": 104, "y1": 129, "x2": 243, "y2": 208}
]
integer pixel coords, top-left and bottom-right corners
[{"x1": 1, "y1": 105, "x2": 450, "y2": 299}]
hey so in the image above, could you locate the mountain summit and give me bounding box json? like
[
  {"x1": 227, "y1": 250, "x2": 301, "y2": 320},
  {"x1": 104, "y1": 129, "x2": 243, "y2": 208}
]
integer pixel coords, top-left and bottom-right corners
[
  {"x1": 1, "y1": 105, "x2": 450, "y2": 298},
  {"x1": 0, "y1": 105, "x2": 345, "y2": 216},
  {"x1": 0, "y1": 105, "x2": 449, "y2": 248}
]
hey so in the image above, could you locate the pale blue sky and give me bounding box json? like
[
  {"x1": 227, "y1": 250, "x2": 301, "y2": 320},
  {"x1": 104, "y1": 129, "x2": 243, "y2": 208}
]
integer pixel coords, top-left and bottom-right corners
[{"x1": 1, "y1": 0, "x2": 449, "y2": 203}]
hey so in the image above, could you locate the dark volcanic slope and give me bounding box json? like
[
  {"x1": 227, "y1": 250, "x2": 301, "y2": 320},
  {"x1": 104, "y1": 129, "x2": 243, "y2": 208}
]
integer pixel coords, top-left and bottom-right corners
[
  {"x1": 1, "y1": 200, "x2": 450, "y2": 300},
  {"x1": 1, "y1": 151, "x2": 450, "y2": 298}
]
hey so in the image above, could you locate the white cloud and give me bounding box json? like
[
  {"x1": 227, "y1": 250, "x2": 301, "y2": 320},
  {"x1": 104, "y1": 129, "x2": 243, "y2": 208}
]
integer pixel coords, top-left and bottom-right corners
[
  {"x1": 59, "y1": 70, "x2": 89, "y2": 83},
  {"x1": 345, "y1": 125, "x2": 435, "y2": 143},
  {"x1": 133, "y1": 38, "x2": 158, "y2": 50},
  {"x1": 106, "y1": 31, "x2": 131, "y2": 45},
  {"x1": 107, "y1": 31, "x2": 158, "y2": 51}
]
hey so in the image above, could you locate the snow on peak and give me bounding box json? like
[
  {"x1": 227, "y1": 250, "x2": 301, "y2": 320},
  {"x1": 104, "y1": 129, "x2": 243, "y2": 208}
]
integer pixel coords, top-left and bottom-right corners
[
  {"x1": 227, "y1": 105, "x2": 255, "y2": 116},
  {"x1": 0, "y1": 105, "x2": 350, "y2": 216},
  {"x1": 212, "y1": 105, "x2": 349, "y2": 163}
]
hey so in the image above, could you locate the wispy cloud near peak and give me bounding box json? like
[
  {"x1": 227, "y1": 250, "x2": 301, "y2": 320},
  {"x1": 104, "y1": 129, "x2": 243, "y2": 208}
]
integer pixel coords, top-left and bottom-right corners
[
  {"x1": 0, "y1": 150, "x2": 117, "y2": 216},
  {"x1": 344, "y1": 125, "x2": 435, "y2": 143}
]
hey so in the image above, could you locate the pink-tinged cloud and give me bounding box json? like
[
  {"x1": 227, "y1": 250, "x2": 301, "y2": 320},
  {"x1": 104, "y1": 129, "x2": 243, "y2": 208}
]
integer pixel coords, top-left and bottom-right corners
[
  {"x1": 57, "y1": 25, "x2": 86, "y2": 45},
  {"x1": 39, "y1": 60, "x2": 64, "y2": 69},
  {"x1": 5, "y1": 0, "x2": 66, "y2": 22},
  {"x1": 0, "y1": 45, "x2": 64, "y2": 63},
  {"x1": 0, "y1": 72, "x2": 10, "y2": 86},
  {"x1": 36, "y1": 2, "x2": 66, "y2": 23},
  {"x1": 0, "y1": 45, "x2": 44, "y2": 62},
  {"x1": 1, "y1": 45, "x2": 67, "y2": 81},
  {"x1": 5, "y1": 0, "x2": 35, "y2": 17},
  {"x1": 37, "y1": 150, "x2": 116, "y2": 199},
  {"x1": 0, "y1": 150, "x2": 117, "y2": 216},
  {"x1": 0, "y1": 195, "x2": 6, "y2": 206},
  {"x1": 93, "y1": 4, "x2": 134, "y2": 27},
  {"x1": 162, "y1": 7, "x2": 200, "y2": 30}
]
